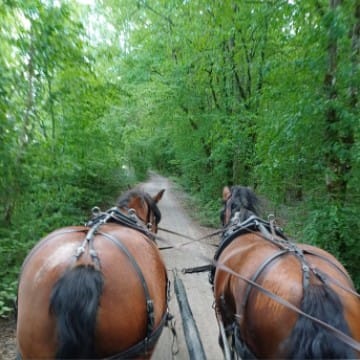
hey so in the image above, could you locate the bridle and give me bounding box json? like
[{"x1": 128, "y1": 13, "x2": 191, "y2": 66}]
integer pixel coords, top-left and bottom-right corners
[
  {"x1": 142, "y1": 194, "x2": 161, "y2": 233},
  {"x1": 116, "y1": 202, "x2": 159, "y2": 234}
]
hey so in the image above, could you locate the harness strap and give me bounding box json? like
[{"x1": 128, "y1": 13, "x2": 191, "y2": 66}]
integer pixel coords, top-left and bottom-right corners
[
  {"x1": 241, "y1": 249, "x2": 288, "y2": 309},
  {"x1": 215, "y1": 215, "x2": 286, "y2": 262},
  {"x1": 87, "y1": 207, "x2": 155, "y2": 240},
  {"x1": 215, "y1": 308, "x2": 256, "y2": 360},
  {"x1": 217, "y1": 262, "x2": 360, "y2": 353},
  {"x1": 218, "y1": 215, "x2": 357, "y2": 296},
  {"x1": 302, "y1": 248, "x2": 354, "y2": 284},
  {"x1": 215, "y1": 310, "x2": 232, "y2": 360},
  {"x1": 103, "y1": 310, "x2": 171, "y2": 359},
  {"x1": 97, "y1": 230, "x2": 173, "y2": 359},
  {"x1": 98, "y1": 231, "x2": 155, "y2": 338}
]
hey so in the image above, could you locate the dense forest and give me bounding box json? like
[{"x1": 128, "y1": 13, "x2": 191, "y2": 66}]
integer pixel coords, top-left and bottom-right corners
[{"x1": 0, "y1": 0, "x2": 359, "y2": 316}]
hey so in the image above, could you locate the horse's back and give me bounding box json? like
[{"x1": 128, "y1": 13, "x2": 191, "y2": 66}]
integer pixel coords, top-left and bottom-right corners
[
  {"x1": 215, "y1": 233, "x2": 304, "y2": 306},
  {"x1": 17, "y1": 224, "x2": 167, "y2": 359}
]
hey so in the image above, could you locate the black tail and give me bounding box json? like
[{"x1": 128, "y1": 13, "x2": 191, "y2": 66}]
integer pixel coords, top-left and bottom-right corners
[
  {"x1": 285, "y1": 284, "x2": 355, "y2": 359},
  {"x1": 50, "y1": 265, "x2": 104, "y2": 359}
]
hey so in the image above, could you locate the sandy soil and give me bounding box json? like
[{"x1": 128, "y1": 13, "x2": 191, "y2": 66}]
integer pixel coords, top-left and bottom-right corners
[
  {"x1": 0, "y1": 174, "x2": 223, "y2": 360},
  {"x1": 0, "y1": 317, "x2": 16, "y2": 360}
]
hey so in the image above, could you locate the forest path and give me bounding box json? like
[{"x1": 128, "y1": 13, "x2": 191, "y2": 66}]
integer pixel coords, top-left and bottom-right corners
[
  {"x1": 144, "y1": 173, "x2": 222, "y2": 360},
  {"x1": 0, "y1": 173, "x2": 223, "y2": 360}
]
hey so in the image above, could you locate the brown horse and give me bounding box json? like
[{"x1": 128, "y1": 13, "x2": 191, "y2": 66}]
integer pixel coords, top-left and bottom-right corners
[
  {"x1": 213, "y1": 185, "x2": 360, "y2": 359},
  {"x1": 16, "y1": 188, "x2": 169, "y2": 359}
]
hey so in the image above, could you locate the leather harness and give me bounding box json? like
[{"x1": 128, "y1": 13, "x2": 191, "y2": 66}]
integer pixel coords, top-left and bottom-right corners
[
  {"x1": 213, "y1": 213, "x2": 359, "y2": 358},
  {"x1": 213, "y1": 214, "x2": 351, "y2": 299},
  {"x1": 19, "y1": 206, "x2": 171, "y2": 359},
  {"x1": 79, "y1": 207, "x2": 171, "y2": 359}
]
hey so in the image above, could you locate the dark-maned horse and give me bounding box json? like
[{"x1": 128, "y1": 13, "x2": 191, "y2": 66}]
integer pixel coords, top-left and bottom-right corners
[
  {"x1": 213, "y1": 185, "x2": 360, "y2": 359},
  {"x1": 17, "y1": 188, "x2": 169, "y2": 359}
]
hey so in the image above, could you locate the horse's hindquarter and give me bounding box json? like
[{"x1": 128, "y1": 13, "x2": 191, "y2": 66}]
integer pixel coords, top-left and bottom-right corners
[
  {"x1": 214, "y1": 234, "x2": 303, "y2": 358},
  {"x1": 93, "y1": 224, "x2": 168, "y2": 356},
  {"x1": 300, "y1": 244, "x2": 360, "y2": 343},
  {"x1": 17, "y1": 224, "x2": 168, "y2": 359},
  {"x1": 17, "y1": 226, "x2": 88, "y2": 358}
]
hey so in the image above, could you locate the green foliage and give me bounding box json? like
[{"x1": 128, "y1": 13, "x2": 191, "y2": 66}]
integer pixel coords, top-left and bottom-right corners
[
  {"x1": 0, "y1": 1, "x2": 137, "y2": 317},
  {"x1": 104, "y1": 0, "x2": 360, "y2": 288},
  {"x1": 303, "y1": 199, "x2": 360, "y2": 290},
  {"x1": 1, "y1": 0, "x2": 359, "y2": 316}
]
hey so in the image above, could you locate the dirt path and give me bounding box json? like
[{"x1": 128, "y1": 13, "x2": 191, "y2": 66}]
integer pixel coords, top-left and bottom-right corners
[
  {"x1": 0, "y1": 318, "x2": 16, "y2": 360},
  {"x1": 0, "y1": 174, "x2": 223, "y2": 360},
  {"x1": 144, "y1": 174, "x2": 222, "y2": 360}
]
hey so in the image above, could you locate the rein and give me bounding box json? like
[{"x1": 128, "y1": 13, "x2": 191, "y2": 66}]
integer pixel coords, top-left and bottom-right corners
[{"x1": 157, "y1": 226, "x2": 222, "y2": 249}]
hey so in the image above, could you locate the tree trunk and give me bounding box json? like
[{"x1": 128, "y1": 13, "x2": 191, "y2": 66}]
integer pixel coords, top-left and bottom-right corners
[
  {"x1": 323, "y1": 0, "x2": 353, "y2": 200},
  {"x1": 350, "y1": 3, "x2": 360, "y2": 108}
]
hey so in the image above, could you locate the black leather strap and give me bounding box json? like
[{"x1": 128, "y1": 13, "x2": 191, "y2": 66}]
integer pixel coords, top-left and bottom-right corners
[
  {"x1": 87, "y1": 207, "x2": 155, "y2": 240},
  {"x1": 98, "y1": 231, "x2": 155, "y2": 338},
  {"x1": 241, "y1": 249, "x2": 289, "y2": 309},
  {"x1": 103, "y1": 310, "x2": 170, "y2": 359}
]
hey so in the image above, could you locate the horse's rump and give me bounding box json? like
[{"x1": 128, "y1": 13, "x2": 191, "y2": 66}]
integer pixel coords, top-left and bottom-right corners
[
  {"x1": 215, "y1": 234, "x2": 302, "y2": 356},
  {"x1": 17, "y1": 223, "x2": 168, "y2": 359},
  {"x1": 214, "y1": 232, "x2": 360, "y2": 358}
]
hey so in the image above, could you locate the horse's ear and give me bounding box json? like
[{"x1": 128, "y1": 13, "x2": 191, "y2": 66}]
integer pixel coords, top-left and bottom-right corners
[
  {"x1": 222, "y1": 186, "x2": 231, "y2": 201},
  {"x1": 153, "y1": 189, "x2": 165, "y2": 203}
]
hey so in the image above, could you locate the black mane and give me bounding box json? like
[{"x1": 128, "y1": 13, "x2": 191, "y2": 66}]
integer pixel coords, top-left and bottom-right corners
[{"x1": 226, "y1": 186, "x2": 260, "y2": 223}]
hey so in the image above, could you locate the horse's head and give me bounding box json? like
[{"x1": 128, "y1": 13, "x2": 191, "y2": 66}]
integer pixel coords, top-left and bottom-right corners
[
  {"x1": 220, "y1": 185, "x2": 260, "y2": 226},
  {"x1": 117, "y1": 189, "x2": 165, "y2": 233}
]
